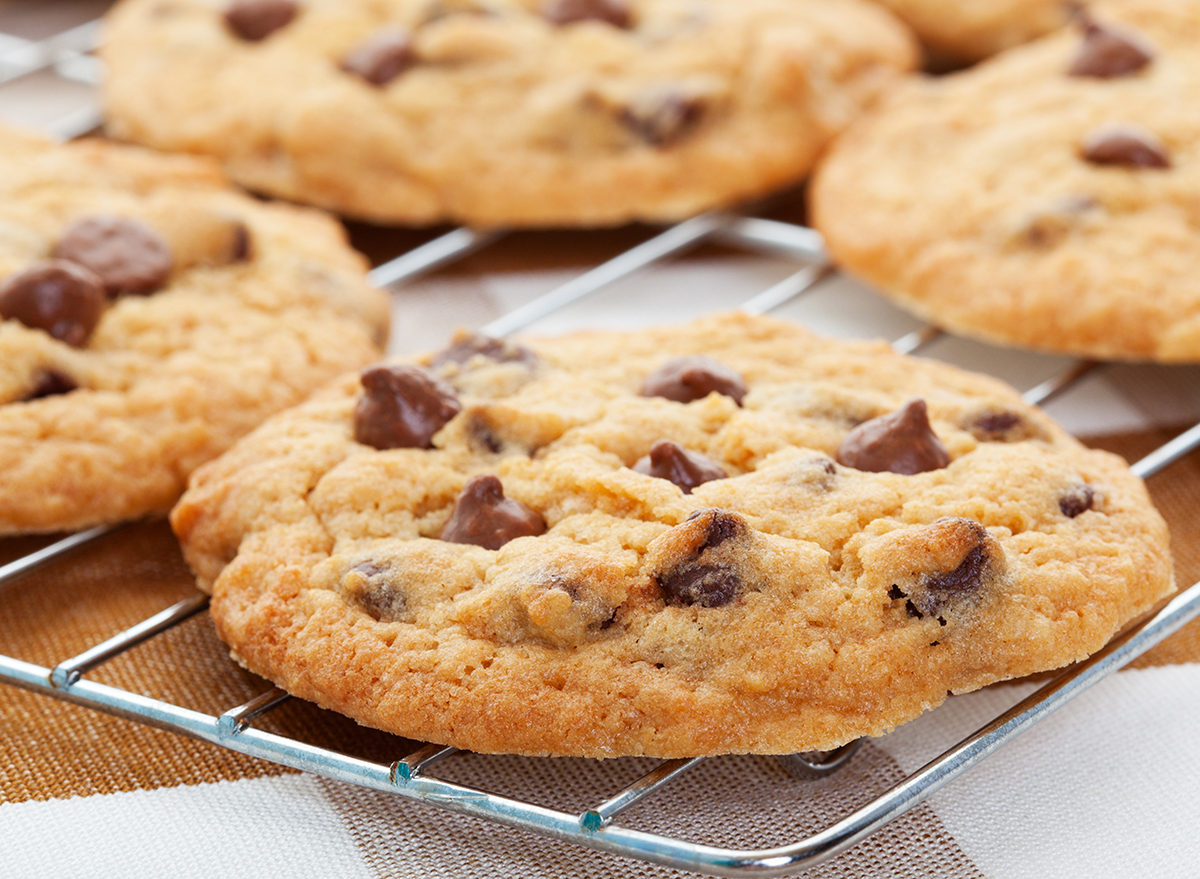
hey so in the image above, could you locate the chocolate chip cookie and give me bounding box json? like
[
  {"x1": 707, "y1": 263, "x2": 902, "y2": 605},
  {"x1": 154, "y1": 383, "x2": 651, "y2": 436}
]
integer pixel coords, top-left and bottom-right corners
[
  {"x1": 0, "y1": 125, "x2": 389, "y2": 535},
  {"x1": 811, "y1": 0, "x2": 1200, "y2": 362},
  {"x1": 100, "y1": 0, "x2": 917, "y2": 227},
  {"x1": 171, "y1": 313, "x2": 1171, "y2": 757},
  {"x1": 873, "y1": 0, "x2": 1072, "y2": 65}
]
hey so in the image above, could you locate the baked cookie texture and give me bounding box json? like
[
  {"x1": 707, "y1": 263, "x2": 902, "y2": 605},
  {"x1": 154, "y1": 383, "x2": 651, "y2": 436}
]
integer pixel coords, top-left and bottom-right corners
[
  {"x1": 171, "y1": 313, "x2": 1172, "y2": 758},
  {"x1": 0, "y1": 126, "x2": 389, "y2": 535},
  {"x1": 810, "y1": 0, "x2": 1200, "y2": 363},
  {"x1": 873, "y1": 0, "x2": 1071, "y2": 65},
  {"x1": 100, "y1": 0, "x2": 917, "y2": 227}
]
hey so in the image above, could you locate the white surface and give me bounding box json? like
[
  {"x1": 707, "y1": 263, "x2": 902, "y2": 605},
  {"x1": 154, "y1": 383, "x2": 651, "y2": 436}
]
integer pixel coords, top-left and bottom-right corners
[{"x1": 1, "y1": 774, "x2": 372, "y2": 879}]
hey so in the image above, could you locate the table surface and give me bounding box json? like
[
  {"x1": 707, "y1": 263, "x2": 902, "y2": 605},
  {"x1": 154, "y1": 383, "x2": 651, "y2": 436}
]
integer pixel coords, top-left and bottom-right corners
[{"x1": 2, "y1": 3, "x2": 1200, "y2": 878}]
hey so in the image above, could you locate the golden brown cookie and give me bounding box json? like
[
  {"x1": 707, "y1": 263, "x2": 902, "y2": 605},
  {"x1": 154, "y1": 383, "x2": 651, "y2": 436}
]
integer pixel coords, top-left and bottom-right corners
[
  {"x1": 0, "y1": 126, "x2": 389, "y2": 535},
  {"x1": 873, "y1": 0, "x2": 1072, "y2": 65},
  {"x1": 100, "y1": 0, "x2": 917, "y2": 227},
  {"x1": 811, "y1": 0, "x2": 1200, "y2": 362},
  {"x1": 172, "y1": 313, "x2": 1172, "y2": 757}
]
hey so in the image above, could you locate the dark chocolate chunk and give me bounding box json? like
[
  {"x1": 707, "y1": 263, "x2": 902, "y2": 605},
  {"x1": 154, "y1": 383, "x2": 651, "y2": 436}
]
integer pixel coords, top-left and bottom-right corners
[
  {"x1": 440, "y1": 474, "x2": 546, "y2": 550},
  {"x1": 541, "y1": 0, "x2": 630, "y2": 28},
  {"x1": 340, "y1": 28, "x2": 416, "y2": 86},
  {"x1": 633, "y1": 440, "x2": 727, "y2": 493},
  {"x1": 1059, "y1": 484, "x2": 1095, "y2": 518},
  {"x1": 1081, "y1": 124, "x2": 1171, "y2": 169},
  {"x1": 24, "y1": 369, "x2": 78, "y2": 400},
  {"x1": 620, "y1": 90, "x2": 705, "y2": 146},
  {"x1": 659, "y1": 563, "x2": 740, "y2": 608},
  {"x1": 343, "y1": 561, "x2": 407, "y2": 621},
  {"x1": 354, "y1": 364, "x2": 462, "y2": 449},
  {"x1": 925, "y1": 540, "x2": 989, "y2": 597},
  {"x1": 1069, "y1": 16, "x2": 1153, "y2": 78},
  {"x1": 53, "y1": 216, "x2": 173, "y2": 298},
  {"x1": 224, "y1": 0, "x2": 298, "y2": 41},
  {"x1": 430, "y1": 331, "x2": 538, "y2": 370},
  {"x1": 974, "y1": 411, "x2": 1022, "y2": 435},
  {"x1": 641, "y1": 355, "x2": 746, "y2": 405},
  {"x1": 837, "y1": 398, "x2": 951, "y2": 475},
  {"x1": 0, "y1": 259, "x2": 105, "y2": 347}
]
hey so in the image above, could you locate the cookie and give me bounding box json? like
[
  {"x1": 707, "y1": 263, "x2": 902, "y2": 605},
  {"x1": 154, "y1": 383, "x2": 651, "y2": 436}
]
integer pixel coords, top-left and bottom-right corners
[
  {"x1": 811, "y1": 0, "x2": 1200, "y2": 363},
  {"x1": 0, "y1": 125, "x2": 390, "y2": 535},
  {"x1": 170, "y1": 313, "x2": 1172, "y2": 758},
  {"x1": 100, "y1": 0, "x2": 917, "y2": 227},
  {"x1": 872, "y1": 0, "x2": 1072, "y2": 65}
]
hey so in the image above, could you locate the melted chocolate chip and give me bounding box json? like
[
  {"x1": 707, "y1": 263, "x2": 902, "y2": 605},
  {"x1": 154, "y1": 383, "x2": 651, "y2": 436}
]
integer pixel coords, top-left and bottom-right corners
[
  {"x1": 837, "y1": 398, "x2": 951, "y2": 475},
  {"x1": 685, "y1": 507, "x2": 747, "y2": 552},
  {"x1": 620, "y1": 90, "x2": 705, "y2": 146},
  {"x1": 0, "y1": 260, "x2": 105, "y2": 347},
  {"x1": 430, "y1": 331, "x2": 538, "y2": 370},
  {"x1": 440, "y1": 474, "x2": 546, "y2": 550},
  {"x1": 53, "y1": 216, "x2": 173, "y2": 298},
  {"x1": 641, "y1": 356, "x2": 746, "y2": 405},
  {"x1": 1069, "y1": 17, "x2": 1153, "y2": 78},
  {"x1": 24, "y1": 369, "x2": 78, "y2": 400},
  {"x1": 633, "y1": 440, "x2": 727, "y2": 493},
  {"x1": 1059, "y1": 484, "x2": 1095, "y2": 518},
  {"x1": 907, "y1": 519, "x2": 995, "y2": 618},
  {"x1": 1081, "y1": 124, "x2": 1171, "y2": 169},
  {"x1": 224, "y1": 0, "x2": 298, "y2": 40},
  {"x1": 925, "y1": 540, "x2": 989, "y2": 597},
  {"x1": 541, "y1": 0, "x2": 630, "y2": 27},
  {"x1": 344, "y1": 561, "x2": 407, "y2": 621},
  {"x1": 341, "y1": 28, "x2": 416, "y2": 86},
  {"x1": 354, "y1": 364, "x2": 462, "y2": 449},
  {"x1": 659, "y1": 563, "x2": 739, "y2": 608}
]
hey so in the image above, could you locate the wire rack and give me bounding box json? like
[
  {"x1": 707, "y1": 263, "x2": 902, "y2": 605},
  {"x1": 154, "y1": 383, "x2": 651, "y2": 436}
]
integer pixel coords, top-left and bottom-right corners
[{"x1": 3, "y1": 5, "x2": 1200, "y2": 876}]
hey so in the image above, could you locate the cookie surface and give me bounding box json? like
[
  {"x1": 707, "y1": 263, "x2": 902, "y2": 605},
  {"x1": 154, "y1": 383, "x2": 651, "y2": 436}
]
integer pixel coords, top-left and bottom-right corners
[
  {"x1": 101, "y1": 0, "x2": 916, "y2": 227},
  {"x1": 811, "y1": 0, "x2": 1200, "y2": 362},
  {"x1": 0, "y1": 126, "x2": 389, "y2": 535},
  {"x1": 171, "y1": 313, "x2": 1171, "y2": 758},
  {"x1": 873, "y1": 0, "x2": 1070, "y2": 65}
]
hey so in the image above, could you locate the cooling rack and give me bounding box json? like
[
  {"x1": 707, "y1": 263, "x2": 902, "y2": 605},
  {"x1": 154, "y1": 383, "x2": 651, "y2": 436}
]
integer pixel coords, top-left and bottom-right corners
[{"x1": 3, "y1": 5, "x2": 1200, "y2": 877}]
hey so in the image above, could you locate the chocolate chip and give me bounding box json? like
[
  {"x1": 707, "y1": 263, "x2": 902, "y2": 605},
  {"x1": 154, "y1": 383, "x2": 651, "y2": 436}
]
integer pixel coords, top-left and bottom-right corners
[
  {"x1": 340, "y1": 28, "x2": 416, "y2": 86},
  {"x1": 685, "y1": 507, "x2": 747, "y2": 552},
  {"x1": 1016, "y1": 194, "x2": 1099, "y2": 248},
  {"x1": 24, "y1": 368, "x2": 78, "y2": 400},
  {"x1": 440, "y1": 474, "x2": 545, "y2": 550},
  {"x1": 0, "y1": 260, "x2": 105, "y2": 347},
  {"x1": 224, "y1": 0, "x2": 298, "y2": 41},
  {"x1": 641, "y1": 356, "x2": 746, "y2": 405},
  {"x1": 837, "y1": 398, "x2": 951, "y2": 475},
  {"x1": 1081, "y1": 123, "x2": 1171, "y2": 169},
  {"x1": 430, "y1": 331, "x2": 538, "y2": 370},
  {"x1": 620, "y1": 89, "x2": 705, "y2": 146},
  {"x1": 968, "y1": 409, "x2": 1042, "y2": 443},
  {"x1": 1069, "y1": 16, "x2": 1153, "y2": 78},
  {"x1": 1059, "y1": 484, "x2": 1095, "y2": 518},
  {"x1": 633, "y1": 440, "x2": 727, "y2": 493},
  {"x1": 229, "y1": 222, "x2": 252, "y2": 262},
  {"x1": 905, "y1": 519, "x2": 997, "y2": 619},
  {"x1": 658, "y1": 563, "x2": 740, "y2": 608},
  {"x1": 354, "y1": 364, "x2": 462, "y2": 449},
  {"x1": 925, "y1": 539, "x2": 989, "y2": 597},
  {"x1": 342, "y1": 561, "x2": 407, "y2": 621},
  {"x1": 53, "y1": 216, "x2": 173, "y2": 298},
  {"x1": 541, "y1": 0, "x2": 630, "y2": 28}
]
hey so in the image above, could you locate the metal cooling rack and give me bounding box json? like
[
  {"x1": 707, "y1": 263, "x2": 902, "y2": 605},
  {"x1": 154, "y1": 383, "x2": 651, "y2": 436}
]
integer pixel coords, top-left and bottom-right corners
[{"x1": 3, "y1": 6, "x2": 1200, "y2": 876}]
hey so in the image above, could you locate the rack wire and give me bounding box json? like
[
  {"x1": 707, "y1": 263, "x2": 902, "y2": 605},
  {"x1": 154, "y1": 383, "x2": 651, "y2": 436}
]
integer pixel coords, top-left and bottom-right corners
[{"x1": 2, "y1": 6, "x2": 1200, "y2": 876}]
